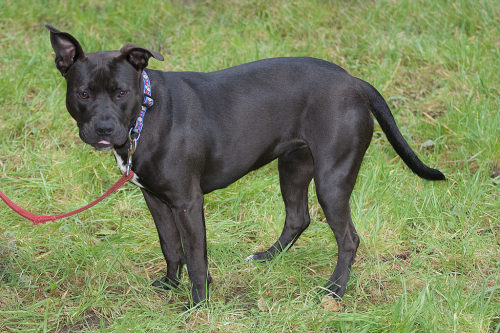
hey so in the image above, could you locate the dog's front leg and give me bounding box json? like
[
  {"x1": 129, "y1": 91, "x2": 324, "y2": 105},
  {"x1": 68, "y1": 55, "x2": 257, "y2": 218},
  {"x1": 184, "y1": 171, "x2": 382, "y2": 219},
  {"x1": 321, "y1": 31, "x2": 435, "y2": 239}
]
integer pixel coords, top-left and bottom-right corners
[
  {"x1": 168, "y1": 191, "x2": 212, "y2": 309},
  {"x1": 141, "y1": 189, "x2": 186, "y2": 290}
]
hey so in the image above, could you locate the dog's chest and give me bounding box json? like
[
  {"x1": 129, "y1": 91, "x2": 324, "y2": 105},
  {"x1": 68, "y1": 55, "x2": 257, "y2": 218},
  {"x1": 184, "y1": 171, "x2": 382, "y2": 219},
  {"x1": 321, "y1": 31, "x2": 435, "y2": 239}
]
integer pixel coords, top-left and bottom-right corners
[{"x1": 113, "y1": 149, "x2": 144, "y2": 188}]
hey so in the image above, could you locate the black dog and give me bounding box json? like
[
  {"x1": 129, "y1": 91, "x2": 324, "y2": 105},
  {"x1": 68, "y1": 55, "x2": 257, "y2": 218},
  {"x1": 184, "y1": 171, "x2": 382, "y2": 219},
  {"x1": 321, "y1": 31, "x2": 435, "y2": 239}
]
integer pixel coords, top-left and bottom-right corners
[{"x1": 46, "y1": 25, "x2": 445, "y2": 309}]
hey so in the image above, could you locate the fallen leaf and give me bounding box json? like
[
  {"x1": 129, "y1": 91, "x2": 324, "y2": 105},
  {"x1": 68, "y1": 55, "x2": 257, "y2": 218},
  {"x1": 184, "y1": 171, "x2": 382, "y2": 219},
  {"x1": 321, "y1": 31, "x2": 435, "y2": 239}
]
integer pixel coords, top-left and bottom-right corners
[
  {"x1": 321, "y1": 296, "x2": 342, "y2": 312},
  {"x1": 257, "y1": 297, "x2": 268, "y2": 312}
]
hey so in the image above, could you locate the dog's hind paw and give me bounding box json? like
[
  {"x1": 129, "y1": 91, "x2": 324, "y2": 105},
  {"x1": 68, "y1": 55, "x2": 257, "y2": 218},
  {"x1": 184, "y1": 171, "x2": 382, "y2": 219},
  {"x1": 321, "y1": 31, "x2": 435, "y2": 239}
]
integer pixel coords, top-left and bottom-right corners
[
  {"x1": 244, "y1": 254, "x2": 257, "y2": 264},
  {"x1": 245, "y1": 251, "x2": 275, "y2": 263}
]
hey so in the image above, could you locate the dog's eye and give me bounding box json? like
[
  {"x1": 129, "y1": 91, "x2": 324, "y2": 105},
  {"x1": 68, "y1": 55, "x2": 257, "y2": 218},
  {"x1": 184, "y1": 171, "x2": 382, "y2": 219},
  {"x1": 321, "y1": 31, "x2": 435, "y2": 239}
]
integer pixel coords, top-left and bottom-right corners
[
  {"x1": 79, "y1": 92, "x2": 90, "y2": 99},
  {"x1": 117, "y1": 91, "x2": 127, "y2": 98}
]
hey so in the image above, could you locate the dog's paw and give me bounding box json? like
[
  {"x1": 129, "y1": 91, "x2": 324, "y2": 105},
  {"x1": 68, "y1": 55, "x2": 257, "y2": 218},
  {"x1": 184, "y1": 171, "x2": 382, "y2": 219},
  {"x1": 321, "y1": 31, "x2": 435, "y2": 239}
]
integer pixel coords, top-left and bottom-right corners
[
  {"x1": 151, "y1": 276, "x2": 178, "y2": 291},
  {"x1": 245, "y1": 251, "x2": 273, "y2": 263},
  {"x1": 181, "y1": 299, "x2": 209, "y2": 312},
  {"x1": 311, "y1": 287, "x2": 342, "y2": 307},
  {"x1": 244, "y1": 254, "x2": 257, "y2": 263}
]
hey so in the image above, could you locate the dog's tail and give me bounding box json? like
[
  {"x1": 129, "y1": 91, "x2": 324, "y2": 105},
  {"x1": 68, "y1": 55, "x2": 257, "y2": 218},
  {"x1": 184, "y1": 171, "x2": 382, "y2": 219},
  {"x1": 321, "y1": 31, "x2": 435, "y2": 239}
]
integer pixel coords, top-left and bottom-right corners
[{"x1": 356, "y1": 78, "x2": 445, "y2": 181}]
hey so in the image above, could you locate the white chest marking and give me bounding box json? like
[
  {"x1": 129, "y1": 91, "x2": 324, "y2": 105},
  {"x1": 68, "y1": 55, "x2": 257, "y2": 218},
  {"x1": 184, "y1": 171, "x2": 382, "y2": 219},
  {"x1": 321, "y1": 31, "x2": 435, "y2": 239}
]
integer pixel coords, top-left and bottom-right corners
[{"x1": 113, "y1": 149, "x2": 144, "y2": 188}]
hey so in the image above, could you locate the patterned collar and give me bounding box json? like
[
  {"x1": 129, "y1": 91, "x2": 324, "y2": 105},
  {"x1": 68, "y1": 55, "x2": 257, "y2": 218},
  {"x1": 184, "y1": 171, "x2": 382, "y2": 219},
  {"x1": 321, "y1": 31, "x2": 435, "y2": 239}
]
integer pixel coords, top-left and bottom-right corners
[
  {"x1": 126, "y1": 70, "x2": 153, "y2": 176},
  {"x1": 130, "y1": 70, "x2": 153, "y2": 138}
]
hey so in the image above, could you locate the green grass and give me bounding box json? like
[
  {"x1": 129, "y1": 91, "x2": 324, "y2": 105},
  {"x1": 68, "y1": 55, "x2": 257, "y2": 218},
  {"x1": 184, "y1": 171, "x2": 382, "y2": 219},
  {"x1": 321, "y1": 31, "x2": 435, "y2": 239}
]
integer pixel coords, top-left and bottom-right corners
[{"x1": 1, "y1": 0, "x2": 499, "y2": 331}]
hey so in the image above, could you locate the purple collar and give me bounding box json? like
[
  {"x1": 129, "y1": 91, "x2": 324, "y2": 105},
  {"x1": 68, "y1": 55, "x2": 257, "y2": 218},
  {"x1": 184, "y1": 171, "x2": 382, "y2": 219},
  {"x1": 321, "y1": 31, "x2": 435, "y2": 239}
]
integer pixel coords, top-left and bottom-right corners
[
  {"x1": 126, "y1": 70, "x2": 153, "y2": 175},
  {"x1": 130, "y1": 70, "x2": 153, "y2": 137}
]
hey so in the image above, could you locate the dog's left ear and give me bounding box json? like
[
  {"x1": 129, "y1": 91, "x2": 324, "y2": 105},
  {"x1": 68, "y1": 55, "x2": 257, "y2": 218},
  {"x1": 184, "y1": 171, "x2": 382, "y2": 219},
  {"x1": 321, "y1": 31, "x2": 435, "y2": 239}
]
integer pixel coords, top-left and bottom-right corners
[{"x1": 120, "y1": 43, "x2": 164, "y2": 71}]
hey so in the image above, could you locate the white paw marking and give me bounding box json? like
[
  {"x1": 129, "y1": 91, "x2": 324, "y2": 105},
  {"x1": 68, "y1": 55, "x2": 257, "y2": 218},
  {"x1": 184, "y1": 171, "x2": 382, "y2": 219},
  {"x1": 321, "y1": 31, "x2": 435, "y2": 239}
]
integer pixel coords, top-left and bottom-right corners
[{"x1": 245, "y1": 254, "x2": 256, "y2": 265}]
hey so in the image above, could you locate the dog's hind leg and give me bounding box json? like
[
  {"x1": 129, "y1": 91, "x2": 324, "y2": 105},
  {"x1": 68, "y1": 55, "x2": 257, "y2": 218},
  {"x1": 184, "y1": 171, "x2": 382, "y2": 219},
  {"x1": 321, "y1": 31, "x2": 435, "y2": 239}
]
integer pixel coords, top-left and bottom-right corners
[
  {"x1": 246, "y1": 147, "x2": 314, "y2": 262},
  {"x1": 314, "y1": 169, "x2": 360, "y2": 299},
  {"x1": 311, "y1": 131, "x2": 370, "y2": 299},
  {"x1": 142, "y1": 189, "x2": 186, "y2": 290}
]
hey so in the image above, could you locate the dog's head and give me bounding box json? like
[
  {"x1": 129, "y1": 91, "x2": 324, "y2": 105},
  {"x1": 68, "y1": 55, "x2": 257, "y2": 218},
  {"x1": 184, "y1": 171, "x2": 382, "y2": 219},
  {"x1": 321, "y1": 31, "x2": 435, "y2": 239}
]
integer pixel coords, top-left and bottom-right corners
[{"x1": 45, "y1": 24, "x2": 164, "y2": 151}]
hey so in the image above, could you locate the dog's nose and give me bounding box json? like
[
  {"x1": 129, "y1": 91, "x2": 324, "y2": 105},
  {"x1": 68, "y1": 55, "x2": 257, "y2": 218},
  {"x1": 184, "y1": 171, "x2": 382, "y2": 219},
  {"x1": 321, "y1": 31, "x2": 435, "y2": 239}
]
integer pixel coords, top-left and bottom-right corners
[{"x1": 95, "y1": 121, "x2": 115, "y2": 136}]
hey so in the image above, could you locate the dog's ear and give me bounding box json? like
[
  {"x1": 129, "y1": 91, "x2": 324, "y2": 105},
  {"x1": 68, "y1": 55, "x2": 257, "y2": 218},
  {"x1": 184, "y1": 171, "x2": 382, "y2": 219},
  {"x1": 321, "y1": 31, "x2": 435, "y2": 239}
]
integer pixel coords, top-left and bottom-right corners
[
  {"x1": 45, "y1": 24, "x2": 85, "y2": 77},
  {"x1": 120, "y1": 43, "x2": 164, "y2": 71}
]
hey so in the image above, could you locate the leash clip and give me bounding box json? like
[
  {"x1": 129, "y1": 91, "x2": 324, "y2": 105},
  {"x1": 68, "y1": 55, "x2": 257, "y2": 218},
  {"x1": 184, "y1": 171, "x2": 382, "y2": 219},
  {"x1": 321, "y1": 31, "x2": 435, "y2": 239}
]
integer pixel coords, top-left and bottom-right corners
[{"x1": 126, "y1": 128, "x2": 140, "y2": 176}]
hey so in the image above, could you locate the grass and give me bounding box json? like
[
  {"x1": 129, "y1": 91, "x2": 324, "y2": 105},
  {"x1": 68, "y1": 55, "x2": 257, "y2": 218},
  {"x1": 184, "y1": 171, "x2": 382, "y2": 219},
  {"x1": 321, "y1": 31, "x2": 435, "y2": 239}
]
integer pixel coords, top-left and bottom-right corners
[{"x1": 0, "y1": 0, "x2": 499, "y2": 331}]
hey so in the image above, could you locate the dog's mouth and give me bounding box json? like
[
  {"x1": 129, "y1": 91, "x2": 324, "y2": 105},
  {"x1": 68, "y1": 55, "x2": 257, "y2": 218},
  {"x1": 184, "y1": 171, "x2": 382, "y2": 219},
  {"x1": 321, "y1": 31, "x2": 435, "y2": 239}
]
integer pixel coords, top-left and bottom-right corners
[
  {"x1": 93, "y1": 140, "x2": 114, "y2": 151},
  {"x1": 80, "y1": 125, "x2": 129, "y2": 151}
]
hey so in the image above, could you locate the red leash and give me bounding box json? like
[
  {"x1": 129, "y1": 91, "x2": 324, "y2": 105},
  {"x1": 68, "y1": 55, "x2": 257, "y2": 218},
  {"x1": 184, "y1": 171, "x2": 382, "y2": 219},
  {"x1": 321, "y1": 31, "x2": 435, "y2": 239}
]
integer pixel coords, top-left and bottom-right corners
[{"x1": 0, "y1": 171, "x2": 134, "y2": 225}]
